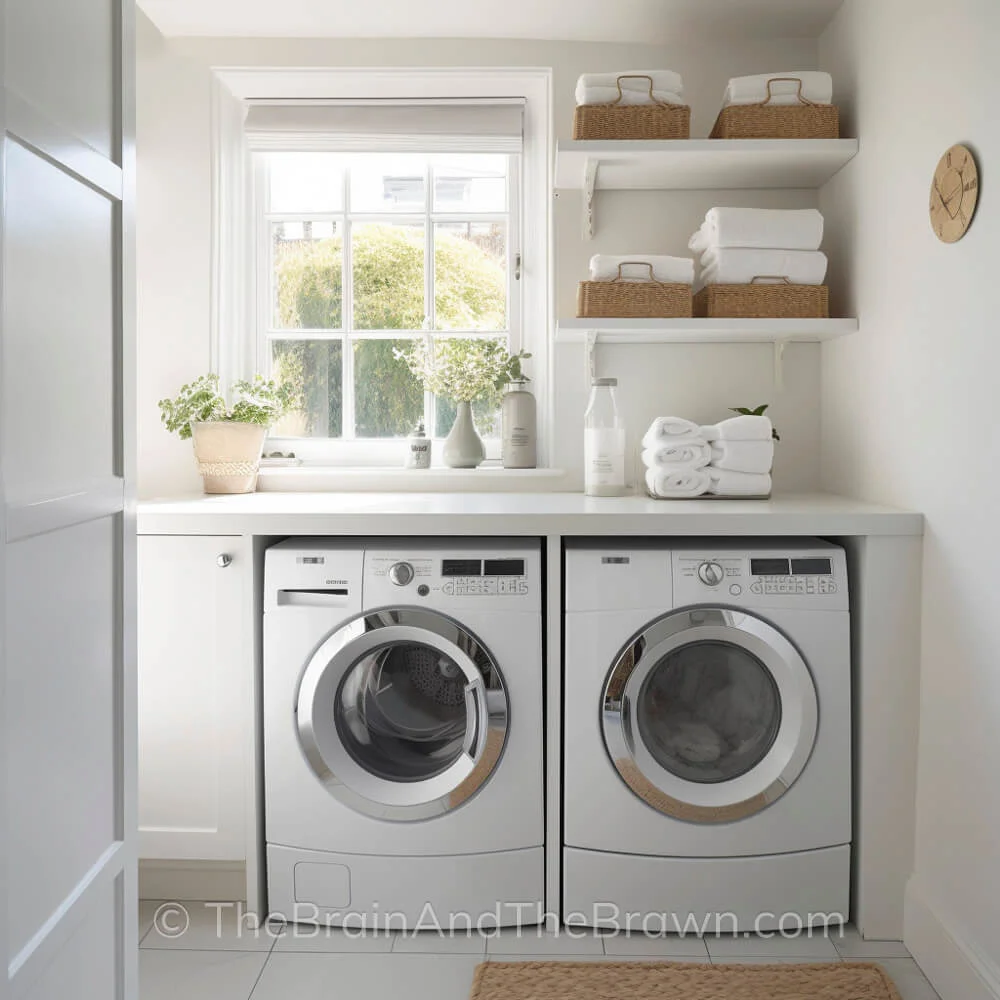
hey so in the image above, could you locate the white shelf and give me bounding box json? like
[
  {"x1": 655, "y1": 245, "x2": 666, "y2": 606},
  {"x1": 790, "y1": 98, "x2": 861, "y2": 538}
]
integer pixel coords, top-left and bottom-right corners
[
  {"x1": 555, "y1": 138, "x2": 859, "y2": 192},
  {"x1": 556, "y1": 317, "x2": 858, "y2": 345}
]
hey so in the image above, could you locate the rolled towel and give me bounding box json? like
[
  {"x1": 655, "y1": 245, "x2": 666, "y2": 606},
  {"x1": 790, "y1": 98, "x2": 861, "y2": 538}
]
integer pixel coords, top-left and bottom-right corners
[
  {"x1": 724, "y1": 71, "x2": 833, "y2": 107},
  {"x1": 709, "y1": 439, "x2": 774, "y2": 475},
  {"x1": 701, "y1": 414, "x2": 773, "y2": 442},
  {"x1": 642, "y1": 417, "x2": 701, "y2": 450},
  {"x1": 646, "y1": 466, "x2": 711, "y2": 498},
  {"x1": 708, "y1": 468, "x2": 772, "y2": 497},
  {"x1": 577, "y1": 86, "x2": 685, "y2": 107},
  {"x1": 576, "y1": 71, "x2": 684, "y2": 103},
  {"x1": 698, "y1": 248, "x2": 828, "y2": 286},
  {"x1": 642, "y1": 441, "x2": 711, "y2": 470},
  {"x1": 590, "y1": 254, "x2": 695, "y2": 285},
  {"x1": 689, "y1": 208, "x2": 824, "y2": 253}
]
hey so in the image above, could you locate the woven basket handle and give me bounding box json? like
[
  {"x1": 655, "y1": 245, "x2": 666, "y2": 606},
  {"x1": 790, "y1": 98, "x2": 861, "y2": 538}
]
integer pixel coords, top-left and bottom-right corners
[
  {"x1": 613, "y1": 261, "x2": 664, "y2": 285},
  {"x1": 762, "y1": 76, "x2": 816, "y2": 107},
  {"x1": 750, "y1": 275, "x2": 792, "y2": 284},
  {"x1": 613, "y1": 74, "x2": 672, "y2": 108}
]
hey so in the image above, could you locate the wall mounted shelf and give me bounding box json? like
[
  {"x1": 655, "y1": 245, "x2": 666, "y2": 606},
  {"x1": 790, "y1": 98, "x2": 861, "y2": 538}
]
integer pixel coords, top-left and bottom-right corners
[
  {"x1": 556, "y1": 316, "x2": 859, "y2": 385},
  {"x1": 554, "y1": 138, "x2": 859, "y2": 236}
]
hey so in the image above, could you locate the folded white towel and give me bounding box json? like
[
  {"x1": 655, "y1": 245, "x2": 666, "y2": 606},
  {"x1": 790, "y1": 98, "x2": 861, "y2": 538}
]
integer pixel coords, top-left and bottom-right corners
[
  {"x1": 708, "y1": 468, "x2": 772, "y2": 497},
  {"x1": 646, "y1": 466, "x2": 710, "y2": 498},
  {"x1": 701, "y1": 414, "x2": 773, "y2": 442},
  {"x1": 724, "y1": 71, "x2": 833, "y2": 107},
  {"x1": 709, "y1": 439, "x2": 774, "y2": 475},
  {"x1": 689, "y1": 208, "x2": 824, "y2": 253},
  {"x1": 642, "y1": 441, "x2": 711, "y2": 470},
  {"x1": 590, "y1": 255, "x2": 695, "y2": 285},
  {"x1": 577, "y1": 86, "x2": 685, "y2": 107},
  {"x1": 576, "y1": 71, "x2": 684, "y2": 103},
  {"x1": 642, "y1": 417, "x2": 701, "y2": 450},
  {"x1": 698, "y1": 248, "x2": 828, "y2": 286}
]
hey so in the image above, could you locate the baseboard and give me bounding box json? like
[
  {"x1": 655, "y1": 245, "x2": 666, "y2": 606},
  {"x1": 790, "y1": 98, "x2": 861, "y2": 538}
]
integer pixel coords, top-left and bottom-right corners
[
  {"x1": 905, "y1": 875, "x2": 1000, "y2": 1000},
  {"x1": 139, "y1": 860, "x2": 246, "y2": 902}
]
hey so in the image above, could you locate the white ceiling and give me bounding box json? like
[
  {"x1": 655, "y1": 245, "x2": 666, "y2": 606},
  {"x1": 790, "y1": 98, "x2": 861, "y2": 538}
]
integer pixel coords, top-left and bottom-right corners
[{"x1": 137, "y1": 0, "x2": 845, "y2": 41}]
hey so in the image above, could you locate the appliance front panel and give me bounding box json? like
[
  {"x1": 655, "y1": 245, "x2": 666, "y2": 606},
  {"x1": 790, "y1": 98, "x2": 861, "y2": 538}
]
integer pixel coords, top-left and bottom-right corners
[{"x1": 563, "y1": 606, "x2": 851, "y2": 858}]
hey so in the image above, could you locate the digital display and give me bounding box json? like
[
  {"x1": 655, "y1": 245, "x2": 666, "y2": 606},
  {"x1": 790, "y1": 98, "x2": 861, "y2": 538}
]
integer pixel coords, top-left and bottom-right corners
[
  {"x1": 791, "y1": 558, "x2": 833, "y2": 576},
  {"x1": 442, "y1": 559, "x2": 482, "y2": 577},
  {"x1": 750, "y1": 558, "x2": 790, "y2": 576},
  {"x1": 483, "y1": 559, "x2": 525, "y2": 577}
]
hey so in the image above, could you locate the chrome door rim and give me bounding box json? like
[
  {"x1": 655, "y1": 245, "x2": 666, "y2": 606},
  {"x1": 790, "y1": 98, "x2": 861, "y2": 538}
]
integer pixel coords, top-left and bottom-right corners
[
  {"x1": 297, "y1": 607, "x2": 508, "y2": 821},
  {"x1": 602, "y1": 607, "x2": 818, "y2": 823}
]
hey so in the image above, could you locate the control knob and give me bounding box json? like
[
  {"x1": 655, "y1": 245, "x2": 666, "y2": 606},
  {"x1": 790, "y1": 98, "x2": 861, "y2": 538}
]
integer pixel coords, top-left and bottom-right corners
[
  {"x1": 697, "y1": 561, "x2": 725, "y2": 587},
  {"x1": 388, "y1": 561, "x2": 415, "y2": 586}
]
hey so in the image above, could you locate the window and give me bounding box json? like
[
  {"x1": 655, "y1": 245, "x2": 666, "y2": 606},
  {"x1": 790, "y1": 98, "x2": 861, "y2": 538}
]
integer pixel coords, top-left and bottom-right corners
[
  {"x1": 256, "y1": 150, "x2": 519, "y2": 454},
  {"x1": 213, "y1": 70, "x2": 551, "y2": 470}
]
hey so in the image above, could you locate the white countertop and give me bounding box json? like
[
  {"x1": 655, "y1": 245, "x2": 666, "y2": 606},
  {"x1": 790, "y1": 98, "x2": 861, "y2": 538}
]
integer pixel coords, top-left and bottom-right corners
[{"x1": 136, "y1": 491, "x2": 923, "y2": 537}]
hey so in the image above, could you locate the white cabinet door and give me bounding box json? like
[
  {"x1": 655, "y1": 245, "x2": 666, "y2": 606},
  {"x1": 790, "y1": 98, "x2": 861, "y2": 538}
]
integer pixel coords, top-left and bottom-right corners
[{"x1": 138, "y1": 535, "x2": 249, "y2": 861}]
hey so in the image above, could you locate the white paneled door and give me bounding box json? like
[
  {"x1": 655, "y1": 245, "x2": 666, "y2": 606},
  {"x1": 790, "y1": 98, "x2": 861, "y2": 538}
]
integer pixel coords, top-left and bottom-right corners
[{"x1": 2, "y1": 0, "x2": 137, "y2": 999}]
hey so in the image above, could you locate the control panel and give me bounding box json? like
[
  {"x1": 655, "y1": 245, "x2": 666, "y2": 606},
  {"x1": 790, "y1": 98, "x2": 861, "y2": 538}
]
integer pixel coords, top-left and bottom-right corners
[
  {"x1": 673, "y1": 545, "x2": 847, "y2": 611},
  {"x1": 365, "y1": 549, "x2": 536, "y2": 607}
]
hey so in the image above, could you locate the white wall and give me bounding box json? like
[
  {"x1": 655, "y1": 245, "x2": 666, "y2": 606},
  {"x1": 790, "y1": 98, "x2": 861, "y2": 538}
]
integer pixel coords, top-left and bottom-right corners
[
  {"x1": 136, "y1": 17, "x2": 821, "y2": 496},
  {"x1": 819, "y1": 1, "x2": 1000, "y2": 994}
]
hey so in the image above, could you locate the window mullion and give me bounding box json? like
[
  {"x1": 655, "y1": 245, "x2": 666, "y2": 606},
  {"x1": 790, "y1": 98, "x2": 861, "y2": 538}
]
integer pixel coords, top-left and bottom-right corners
[
  {"x1": 425, "y1": 158, "x2": 436, "y2": 438},
  {"x1": 341, "y1": 166, "x2": 355, "y2": 440}
]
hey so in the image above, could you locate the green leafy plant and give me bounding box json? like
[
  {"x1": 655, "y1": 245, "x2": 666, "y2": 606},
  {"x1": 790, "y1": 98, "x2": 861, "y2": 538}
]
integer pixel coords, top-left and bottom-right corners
[
  {"x1": 159, "y1": 374, "x2": 295, "y2": 440},
  {"x1": 730, "y1": 403, "x2": 781, "y2": 441},
  {"x1": 398, "y1": 339, "x2": 531, "y2": 405}
]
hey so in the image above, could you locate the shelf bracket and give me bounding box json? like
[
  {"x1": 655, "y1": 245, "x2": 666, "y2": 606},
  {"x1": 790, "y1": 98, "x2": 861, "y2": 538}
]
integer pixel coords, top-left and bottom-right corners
[
  {"x1": 586, "y1": 330, "x2": 598, "y2": 382},
  {"x1": 773, "y1": 339, "x2": 788, "y2": 391},
  {"x1": 583, "y1": 157, "x2": 598, "y2": 239}
]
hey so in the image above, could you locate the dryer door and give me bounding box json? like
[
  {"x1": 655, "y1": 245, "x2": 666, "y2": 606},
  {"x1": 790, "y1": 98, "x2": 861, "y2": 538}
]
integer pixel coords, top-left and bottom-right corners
[
  {"x1": 602, "y1": 608, "x2": 818, "y2": 823},
  {"x1": 297, "y1": 608, "x2": 508, "y2": 821}
]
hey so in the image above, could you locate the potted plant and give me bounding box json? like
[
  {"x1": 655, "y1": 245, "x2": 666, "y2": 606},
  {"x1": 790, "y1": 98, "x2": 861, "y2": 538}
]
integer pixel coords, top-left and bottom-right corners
[
  {"x1": 400, "y1": 340, "x2": 530, "y2": 468},
  {"x1": 159, "y1": 374, "x2": 295, "y2": 493}
]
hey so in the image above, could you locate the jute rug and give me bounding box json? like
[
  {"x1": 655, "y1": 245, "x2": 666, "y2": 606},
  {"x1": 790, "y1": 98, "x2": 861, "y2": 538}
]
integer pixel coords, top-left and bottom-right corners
[{"x1": 470, "y1": 960, "x2": 903, "y2": 1000}]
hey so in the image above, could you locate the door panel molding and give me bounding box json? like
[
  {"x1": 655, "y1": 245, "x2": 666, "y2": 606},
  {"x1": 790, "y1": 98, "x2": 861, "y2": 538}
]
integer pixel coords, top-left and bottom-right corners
[{"x1": 4, "y1": 92, "x2": 124, "y2": 201}]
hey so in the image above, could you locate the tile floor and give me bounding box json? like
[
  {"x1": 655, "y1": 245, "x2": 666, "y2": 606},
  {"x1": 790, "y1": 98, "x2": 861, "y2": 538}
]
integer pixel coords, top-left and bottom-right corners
[{"x1": 138, "y1": 901, "x2": 941, "y2": 1000}]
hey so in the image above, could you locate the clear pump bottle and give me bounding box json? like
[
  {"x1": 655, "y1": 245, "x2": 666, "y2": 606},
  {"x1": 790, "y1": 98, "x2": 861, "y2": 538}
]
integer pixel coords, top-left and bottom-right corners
[{"x1": 584, "y1": 377, "x2": 626, "y2": 496}]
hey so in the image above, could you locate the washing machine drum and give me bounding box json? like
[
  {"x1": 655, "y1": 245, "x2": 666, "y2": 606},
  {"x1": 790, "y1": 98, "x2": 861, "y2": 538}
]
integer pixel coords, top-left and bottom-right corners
[
  {"x1": 603, "y1": 608, "x2": 818, "y2": 824},
  {"x1": 297, "y1": 608, "x2": 508, "y2": 821}
]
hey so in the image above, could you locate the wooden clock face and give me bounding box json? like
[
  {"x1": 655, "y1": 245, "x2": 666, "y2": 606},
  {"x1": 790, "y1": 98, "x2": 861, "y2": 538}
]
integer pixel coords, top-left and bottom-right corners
[{"x1": 930, "y1": 144, "x2": 979, "y2": 243}]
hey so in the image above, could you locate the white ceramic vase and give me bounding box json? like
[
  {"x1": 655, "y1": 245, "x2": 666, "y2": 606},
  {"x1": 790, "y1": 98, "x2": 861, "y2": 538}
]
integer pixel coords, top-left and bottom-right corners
[
  {"x1": 190, "y1": 421, "x2": 267, "y2": 494},
  {"x1": 442, "y1": 401, "x2": 485, "y2": 469}
]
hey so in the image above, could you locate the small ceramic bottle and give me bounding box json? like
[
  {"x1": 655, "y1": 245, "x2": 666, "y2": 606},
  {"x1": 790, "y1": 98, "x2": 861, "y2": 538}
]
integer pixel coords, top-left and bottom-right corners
[
  {"x1": 501, "y1": 378, "x2": 537, "y2": 469},
  {"x1": 405, "y1": 422, "x2": 432, "y2": 469}
]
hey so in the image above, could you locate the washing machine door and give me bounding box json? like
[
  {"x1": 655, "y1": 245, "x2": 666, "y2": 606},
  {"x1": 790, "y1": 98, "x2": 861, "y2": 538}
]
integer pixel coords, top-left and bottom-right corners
[
  {"x1": 296, "y1": 607, "x2": 508, "y2": 821},
  {"x1": 602, "y1": 607, "x2": 818, "y2": 824}
]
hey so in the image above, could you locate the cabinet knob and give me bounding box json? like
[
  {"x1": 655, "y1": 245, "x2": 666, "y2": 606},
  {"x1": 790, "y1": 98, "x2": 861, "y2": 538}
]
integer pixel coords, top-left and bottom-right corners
[{"x1": 217, "y1": 553, "x2": 233, "y2": 568}]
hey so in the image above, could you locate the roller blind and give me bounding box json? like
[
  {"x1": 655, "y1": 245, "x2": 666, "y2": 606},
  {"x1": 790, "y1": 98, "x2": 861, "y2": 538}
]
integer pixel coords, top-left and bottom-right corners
[{"x1": 244, "y1": 100, "x2": 524, "y2": 153}]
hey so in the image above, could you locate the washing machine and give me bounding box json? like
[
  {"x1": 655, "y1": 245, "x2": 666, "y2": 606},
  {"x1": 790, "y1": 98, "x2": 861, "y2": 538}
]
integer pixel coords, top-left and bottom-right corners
[
  {"x1": 563, "y1": 539, "x2": 851, "y2": 932},
  {"x1": 263, "y1": 538, "x2": 543, "y2": 927}
]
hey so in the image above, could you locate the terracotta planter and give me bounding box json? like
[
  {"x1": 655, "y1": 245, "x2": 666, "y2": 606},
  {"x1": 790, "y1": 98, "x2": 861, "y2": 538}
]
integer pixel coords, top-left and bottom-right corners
[{"x1": 190, "y1": 421, "x2": 267, "y2": 494}]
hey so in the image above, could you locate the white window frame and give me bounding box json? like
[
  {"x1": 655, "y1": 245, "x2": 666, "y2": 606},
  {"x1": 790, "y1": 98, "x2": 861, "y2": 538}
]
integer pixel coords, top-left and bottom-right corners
[
  {"x1": 253, "y1": 150, "x2": 520, "y2": 463},
  {"x1": 212, "y1": 67, "x2": 553, "y2": 469}
]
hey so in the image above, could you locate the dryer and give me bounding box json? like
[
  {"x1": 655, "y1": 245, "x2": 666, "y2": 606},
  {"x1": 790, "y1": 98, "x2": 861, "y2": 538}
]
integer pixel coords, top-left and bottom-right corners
[
  {"x1": 264, "y1": 538, "x2": 543, "y2": 927},
  {"x1": 563, "y1": 539, "x2": 851, "y2": 932}
]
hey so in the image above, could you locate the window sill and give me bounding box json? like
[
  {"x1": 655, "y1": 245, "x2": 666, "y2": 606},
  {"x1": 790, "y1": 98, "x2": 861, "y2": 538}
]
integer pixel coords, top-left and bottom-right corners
[{"x1": 256, "y1": 465, "x2": 569, "y2": 493}]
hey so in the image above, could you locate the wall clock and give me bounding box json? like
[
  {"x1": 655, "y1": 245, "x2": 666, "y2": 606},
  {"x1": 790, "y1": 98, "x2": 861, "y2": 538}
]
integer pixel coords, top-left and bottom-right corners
[{"x1": 929, "y1": 143, "x2": 979, "y2": 243}]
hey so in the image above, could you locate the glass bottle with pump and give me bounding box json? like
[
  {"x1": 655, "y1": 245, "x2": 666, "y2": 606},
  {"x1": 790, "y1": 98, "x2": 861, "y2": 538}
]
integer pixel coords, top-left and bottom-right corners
[{"x1": 584, "y1": 377, "x2": 626, "y2": 496}]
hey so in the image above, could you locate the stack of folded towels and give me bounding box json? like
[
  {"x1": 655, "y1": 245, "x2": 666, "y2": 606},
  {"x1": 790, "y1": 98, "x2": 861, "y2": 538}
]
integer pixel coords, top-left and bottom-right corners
[
  {"x1": 589, "y1": 254, "x2": 694, "y2": 286},
  {"x1": 689, "y1": 207, "x2": 827, "y2": 291},
  {"x1": 642, "y1": 414, "x2": 774, "y2": 498},
  {"x1": 722, "y1": 71, "x2": 833, "y2": 108},
  {"x1": 575, "y1": 70, "x2": 685, "y2": 107}
]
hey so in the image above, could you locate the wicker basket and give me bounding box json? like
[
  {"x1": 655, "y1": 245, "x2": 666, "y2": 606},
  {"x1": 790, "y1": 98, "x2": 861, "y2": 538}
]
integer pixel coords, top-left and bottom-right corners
[
  {"x1": 578, "y1": 262, "x2": 692, "y2": 318},
  {"x1": 709, "y1": 77, "x2": 839, "y2": 139},
  {"x1": 694, "y1": 277, "x2": 829, "y2": 319},
  {"x1": 574, "y1": 74, "x2": 691, "y2": 140}
]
